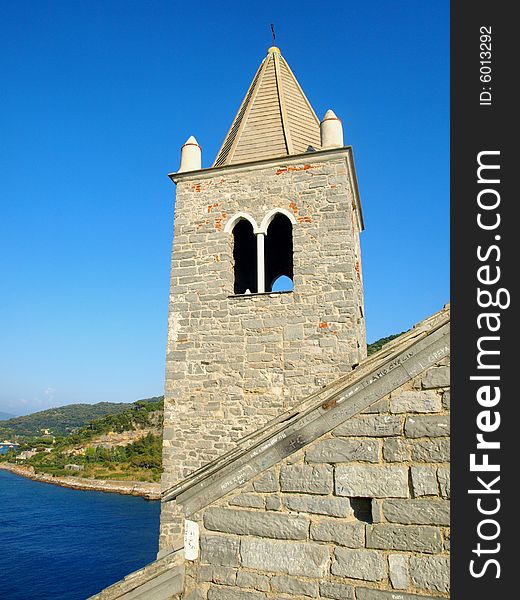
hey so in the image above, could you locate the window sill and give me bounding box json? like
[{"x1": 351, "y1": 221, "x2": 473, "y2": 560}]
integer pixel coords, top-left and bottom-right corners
[{"x1": 228, "y1": 290, "x2": 294, "y2": 299}]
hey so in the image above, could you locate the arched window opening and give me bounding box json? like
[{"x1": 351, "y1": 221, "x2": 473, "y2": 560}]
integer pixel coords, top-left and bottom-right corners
[
  {"x1": 233, "y1": 220, "x2": 257, "y2": 294},
  {"x1": 265, "y1": 213, "x2": 293, "y2": 292}
]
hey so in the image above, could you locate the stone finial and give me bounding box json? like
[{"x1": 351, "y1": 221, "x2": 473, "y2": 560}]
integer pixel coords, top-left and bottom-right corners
[
  {"x1": 178, "y1": 135, "x2": 202, "y2": 172},
  {"x1": 320, "y1": 109, "x2": 344, "y2": 149}
]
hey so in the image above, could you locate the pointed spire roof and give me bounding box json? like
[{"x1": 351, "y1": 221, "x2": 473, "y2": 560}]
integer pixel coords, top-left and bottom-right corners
[{"x1": 213, "y1": 47, "x2": 321, "y2": 167}]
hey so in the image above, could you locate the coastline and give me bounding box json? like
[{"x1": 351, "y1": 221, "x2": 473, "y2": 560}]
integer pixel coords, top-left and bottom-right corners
[{"x1": 0, "y1": 463, "x2": 161, "y2": 500}]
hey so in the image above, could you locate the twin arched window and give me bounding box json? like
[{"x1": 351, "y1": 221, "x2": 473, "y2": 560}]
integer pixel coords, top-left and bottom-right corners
[{"x1": 227, "y1": 210, "x2": 295, "y2": 295}]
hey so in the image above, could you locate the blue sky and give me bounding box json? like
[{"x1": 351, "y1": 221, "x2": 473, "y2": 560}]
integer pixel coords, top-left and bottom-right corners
[{"x1": 0, "y1": 0, "x2": 449, "y2": 416}]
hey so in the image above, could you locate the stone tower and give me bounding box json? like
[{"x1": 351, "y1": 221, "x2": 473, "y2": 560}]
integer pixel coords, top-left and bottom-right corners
[{"x1": 160, "y1": 46, "x2": 366, "y2": 549}]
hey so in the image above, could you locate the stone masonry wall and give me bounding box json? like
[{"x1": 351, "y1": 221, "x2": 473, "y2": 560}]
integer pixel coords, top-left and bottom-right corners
[
  {"x1": 181, "y1": 359, "x2": 450, "y2": 599},
  {"x1": 161, "y1": 151, "x2": 366, "y2": 547}
]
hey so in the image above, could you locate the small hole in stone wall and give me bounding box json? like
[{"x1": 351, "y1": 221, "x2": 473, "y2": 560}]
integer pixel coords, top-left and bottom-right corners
[{"x1": 350, "y1": 497, "x2": 373, "y2": 523}]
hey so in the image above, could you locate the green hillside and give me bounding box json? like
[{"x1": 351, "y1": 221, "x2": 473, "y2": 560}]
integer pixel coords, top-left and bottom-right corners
[
  {"x1": 367, "y1": 332, "x2": 405, "y2": 356},
  {"x1": 0, "y1": 397, "x2": 163, "y2": 439},
  {"x1": 1, "y1": 397, "x2": 164, "y2": 482}
]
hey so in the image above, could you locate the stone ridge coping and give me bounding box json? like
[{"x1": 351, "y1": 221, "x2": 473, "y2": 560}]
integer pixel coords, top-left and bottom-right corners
[
  {"x1": 168, "y1": 145, "x2": 364, "y2": 231},
  {"x1": 87, "y1": 547, "x2": 184, "y2": 600},
  {"x1": 162, "y1": 304, "x2": 450, "y2": 514}
]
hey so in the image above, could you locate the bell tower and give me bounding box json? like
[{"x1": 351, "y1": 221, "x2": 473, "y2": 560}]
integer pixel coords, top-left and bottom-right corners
[{"x1": 160, "y1": 46, "x2": 366, "y2": 549}]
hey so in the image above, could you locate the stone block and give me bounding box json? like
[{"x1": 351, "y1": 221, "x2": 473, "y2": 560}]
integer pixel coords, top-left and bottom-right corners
[
  {"x1": 411, "y1": 439, "x2": 450, "y2": 462},
  {"x1": 421, "y1": 366, "x2": 450, "y2": 389},
  {"x1": 207, "y1": 588, "x2": 267, "y2": 600},
  {"x1": 383, "y1": 499, "x2": 450, "y2": 525},
  {"x1": 367, "y1": 524, "x2": 443, "y2": 553},
  {"x1": 410, "y1": 555, "x2": 450, "y2": 593},
  {"x1": 203, "y1": 507, "x2": 308, "y2": 540},
  {"x1": 271, "y1": 574, "x2": 318, "y2": 597},
  {"x1": 383, "y1": 438, "x2": 411, "y2": 462},
  {"x1": 388, "y1": 553, "x2": 409, "y2": 589},
  {"x1": 442, "y1": 389, "x2": 450, "y2": 410},
  {"x1": 198, "y1": 564, "x2": 237, "y2": 585},
  {"x1": 280, "y1": 464, "x2": 333, "y2": 494},
  {"x1": 333, "y1": 415, "x2": 402, "y2": 437},
  {"x1": 235, "y1": 571, "x2": 270, "y2": 592},
  {"x1": 265, "y1": 495, "x2": 282, "y2": 511},
  {"x1": 331, "y1": 548, "x2": 387, "y2": 581},
  {"x1": 306, "y1": 438, "x2": 379, "y2": 463},
  {"x1": 229, "y1": 493, "x2": 265, "y2": 509},
  {"x1": 310, "y1": 519, "x2": 365, "y2": 547},
  {"x1": 371, "y1": 499, "x2": 384, "y2": 523},
  {"x1": 390, "y1": 390, "x2": 441, "y2": 414},
  {"x1": 411, "y1": 466, "x2": 439, "y2": 497},
  {"x1": 319, "y1": 581, "x2": 355, "y2": 599},
  {"x1": 240, "y1": 538, "x2": 329, "y2": 578},
  {"x1": 284, "y1": 494, "x2": 352, "y2": 518},
  {"x1": 201, "y1": 534, "x2": 240, "y2": 567},
  {"x1": 405, "y1": 415, "x2": 450, "y2": 438},
  {"x1": 184, "y1": 590, "x2": 205, "y2": 600},
  {"x1": 361, "y1": 398, "x2": 390, "y2": 414},
  {"x1": 253, "y1": 471, "x2": 279, "y2": 493},
  {"x1": 437, "y1": 467, "x2": 450, "y2": 499},
  {"x1": 356, "y1": 589, "x2": 444, "y2": 600},
  {"x1": 335, "y1": 465, "x2": 408, "y2": 498},
  {"x1": 284, "y1": 324, "x2": 304, "y2": 341}
]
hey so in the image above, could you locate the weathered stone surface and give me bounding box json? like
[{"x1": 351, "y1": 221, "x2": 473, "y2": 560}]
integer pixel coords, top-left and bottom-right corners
[
  {"x1": 390, "y1": 391, "x2": 441, "y2": 414},
  {"x1": 437, "y1": 467, "x2": 450, "y2": 499},
  {"x1": 284, "y1": 494, "x2": 352, "y2": 518},
  {"x1": 253, "y1": 471, "x2": 279, "y2": 493},
  {"x1": 333, "y1": 415, "x2": 402, "y2": 437},
  {"x1": 411, "y1": 466, "x2": 439, "y2": 497},
  {"x1": 383, "y1": 499, "x2": 450, "y2": 525},
  {"x1": 361, "y1": 398, "x2": 390, "y2": 414},
  {"x1": 389, "y1": 553, "x2": 409, "y2": 589},
  {"x1": 383, "y1": 438, "x2": 411, "y2": 462},
  {"x1": 367, "y1": 524, "x2": 443, "y2": 554},
  {"x1": 310, "y1": 519, "x2": 365, "y2": 547},
  {"x1": 443, "y1": 530, "x2": 451, "y2": 551},
  {"x1": 229, "y1": 493, "x2": 265, "y2": 509},
  {"x1": 371, "y1": 499, "x2": 384, "y2": 523},
  {"x1": 335, "y1": 465, "x2": 408, "y2": 498},
  {"x1": 410, "y1": 555, "x2": 450, "y2": 593},
  {"x1": 240, "y1": 539, "x2": 329, "y2": 578},
  {"x1": 265, "y1": 495, "x2": 282, "y2": 511},
  {"x1": 306, "y1": 438, "x2": 379, "y2": 463},
  {"x1": 184, "y1": 590, "x2": 205, "y2": 600},
  {"x1": 319, "y1": 581, "x2": 355, "y2": 599},
  {"x1": 207, "y1": 587, "x2": 267, "y2": 600},
  {"x1": 204, "y1": 507, "x2": 308, "y2": 540},
  {"x1": 421, "y1": 366, "x2": 450, "y2": 389},
  {"x1": 280, "y1": 464, "x2": 333, "y2": 494},
  {"x1": 201, "y1": 534, "x2": 240, "y2": 567},
  {"x1": 271, "y1": 574, "x2": 318, "y2": 597},
  {"x1": 411, "y1": 439, "x2": 450, "y2": 462},
  {"x1": 198, "y1": 564, "x2": 237, "y2": 585},
  {"x1": 442, "y1": 389, "x2": 450, "y2": 409},
  {"x1": 356, "y1": 589, "x2": 444, "y2": 600},
  {"x1": 331, "y1": 548, "x2": 386, "y2": 581},
  {"x1": 405, "y1": 416, "x2": 450, "y2": 438},
  {"x1": 235, "y1": 571, "x2": 270, "y2": 592}
]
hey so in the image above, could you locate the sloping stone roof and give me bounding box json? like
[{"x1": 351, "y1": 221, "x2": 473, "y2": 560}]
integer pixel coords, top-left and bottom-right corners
[
  {"x1": 163, "y1": 304, "x2": 450, "y2": 516},
  {"x1": 213, "y1": 47, "x2": 321, "y2": 167}
]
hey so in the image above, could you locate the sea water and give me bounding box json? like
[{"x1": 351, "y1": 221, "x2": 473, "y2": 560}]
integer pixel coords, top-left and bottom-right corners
[{"x1": 0, "y1": 470, "x2": 160, "y2": 600}]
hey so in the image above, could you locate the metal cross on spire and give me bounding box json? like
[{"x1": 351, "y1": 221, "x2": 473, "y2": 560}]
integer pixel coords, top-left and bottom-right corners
[{"x1": 270, "y1": 23, "x2": 276, "y2": 44}]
